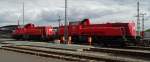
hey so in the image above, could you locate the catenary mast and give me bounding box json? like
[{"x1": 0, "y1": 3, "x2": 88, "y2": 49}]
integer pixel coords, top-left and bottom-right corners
[
  {"x1": 137, "y1": 1, "x2": 141, "y2": 38},
  {"x1": 64, "y1": 0, "x2": 68, "y2": 43}
]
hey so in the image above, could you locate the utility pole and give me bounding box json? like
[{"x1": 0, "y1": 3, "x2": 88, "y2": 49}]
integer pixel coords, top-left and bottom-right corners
[
  {"x1": 17, "y1": 15, "x2": 20, "y2": 28},
  {"x1": 140, "y1": 13, "x2": 146, "y2": 39},
  {"x1": 137, "y1": 1, "x2": 140, "y2": 36},
  {"x1": 64, "y1": 0, "x2": 68, "y2": 44},
  {"x1": 22, "y1": 1, "x2": 25, "y2": 26},
  {"x1": 58, "y1": 16, "x2": 61, "y2": 28},
  {"x1": 17, "y1": 19, "x2": 20, "y2": 27},
  {"x1": 137, "y1": 1, "x2": 141, "y2": 39}
]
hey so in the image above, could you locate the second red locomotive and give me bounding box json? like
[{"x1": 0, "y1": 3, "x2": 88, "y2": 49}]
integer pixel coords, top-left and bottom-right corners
[{"x1": 57, "y1": 19, "x2": 137, "y2": 46}]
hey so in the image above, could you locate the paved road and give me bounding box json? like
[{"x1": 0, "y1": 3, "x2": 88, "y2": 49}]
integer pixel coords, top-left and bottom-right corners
[{"x1": 0, "y1": 49, "x2": 73, "y2": 62}]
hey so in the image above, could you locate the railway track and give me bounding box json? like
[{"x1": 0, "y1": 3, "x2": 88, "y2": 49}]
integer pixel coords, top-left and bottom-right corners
[
  {"x1": 0, "y1": 46, "x2": 96, "y2": 62},
  {"x1": 124, "y1": 46, "x2": 150, "y2": 51},
  {"x1": 85, "y1": 47, "x2": 150, "y2": 60},
  {"x1": 22, "y1": 45, "x2": 150, "y2": 60},
  {"x1": 1, "y1": 38, "x2": 150, "y2": 62},
  {"x1": 0, "y1": 45, "x2": 149, "y2": 62},
  {"x1": 1, "y1": 38, "x2": 150, "y2": 51}
]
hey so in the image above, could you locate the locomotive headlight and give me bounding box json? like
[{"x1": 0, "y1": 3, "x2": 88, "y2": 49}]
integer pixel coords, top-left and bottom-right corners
[
  {"x1": 48, "y1": 29, "x2": 52, "y2": 31},
  {"x1": 132, "y1": 25, "x2": 135, "y2": 30}
]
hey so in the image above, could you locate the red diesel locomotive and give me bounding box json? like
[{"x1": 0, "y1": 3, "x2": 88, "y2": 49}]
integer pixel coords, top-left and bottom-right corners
[
  {"x1": 57, "y1": 19, "x2": 137, "y2": 46},
  {"x1": 12, "y1": 23, "x2": 55, "y2": 41}
]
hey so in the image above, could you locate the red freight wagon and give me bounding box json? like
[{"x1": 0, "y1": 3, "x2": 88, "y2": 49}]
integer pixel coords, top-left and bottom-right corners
[{"x1": 12, "y1": 23, "x2": 54, "y2": 40}]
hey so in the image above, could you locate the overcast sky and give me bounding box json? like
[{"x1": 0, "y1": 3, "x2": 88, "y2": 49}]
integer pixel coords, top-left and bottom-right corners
[{"x1": 0, "y1": 0, "x2": 150, "y2": 29}]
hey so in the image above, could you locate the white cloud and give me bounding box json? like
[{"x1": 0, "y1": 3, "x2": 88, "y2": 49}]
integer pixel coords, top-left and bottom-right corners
[{"x1": 0, "y1": 0, "x2": 149, "y2": 30}]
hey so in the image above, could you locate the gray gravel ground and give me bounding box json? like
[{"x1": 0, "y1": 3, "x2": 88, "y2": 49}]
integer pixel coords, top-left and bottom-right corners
[{"x1": 0, "y1": 49, "x2": 74, "y2": 62}]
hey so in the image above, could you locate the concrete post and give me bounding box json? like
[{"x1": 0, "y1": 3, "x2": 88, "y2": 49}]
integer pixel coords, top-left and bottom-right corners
[
  {"x1": 60, "y1": 36, "x2": 65, "y2": 43},
  {"x1": 68, "y1": 36, "x2": 72, "y2": 44},
  {"x1": 88, "y1": 36, "x2": 92, "y2": 46}
]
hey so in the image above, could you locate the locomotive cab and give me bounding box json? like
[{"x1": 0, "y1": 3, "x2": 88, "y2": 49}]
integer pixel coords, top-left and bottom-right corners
[{"x1": 24, "y1": 23, "x2": 35, "y2": 28}]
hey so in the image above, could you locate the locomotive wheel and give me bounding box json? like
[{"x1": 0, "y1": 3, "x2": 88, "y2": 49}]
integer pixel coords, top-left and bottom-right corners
[
  {"x1": 71, "y1": 36, "x2": 79, "y2": 44},
  {"x1": 23, "y1": 35, "x2": 29, "y2": 40},
  {"x1": 13, "y1": 35, "x2": 22, "y2": 40},
  {"x1": 41, "y1": 35, "x2": 46, "y2": 40}
]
